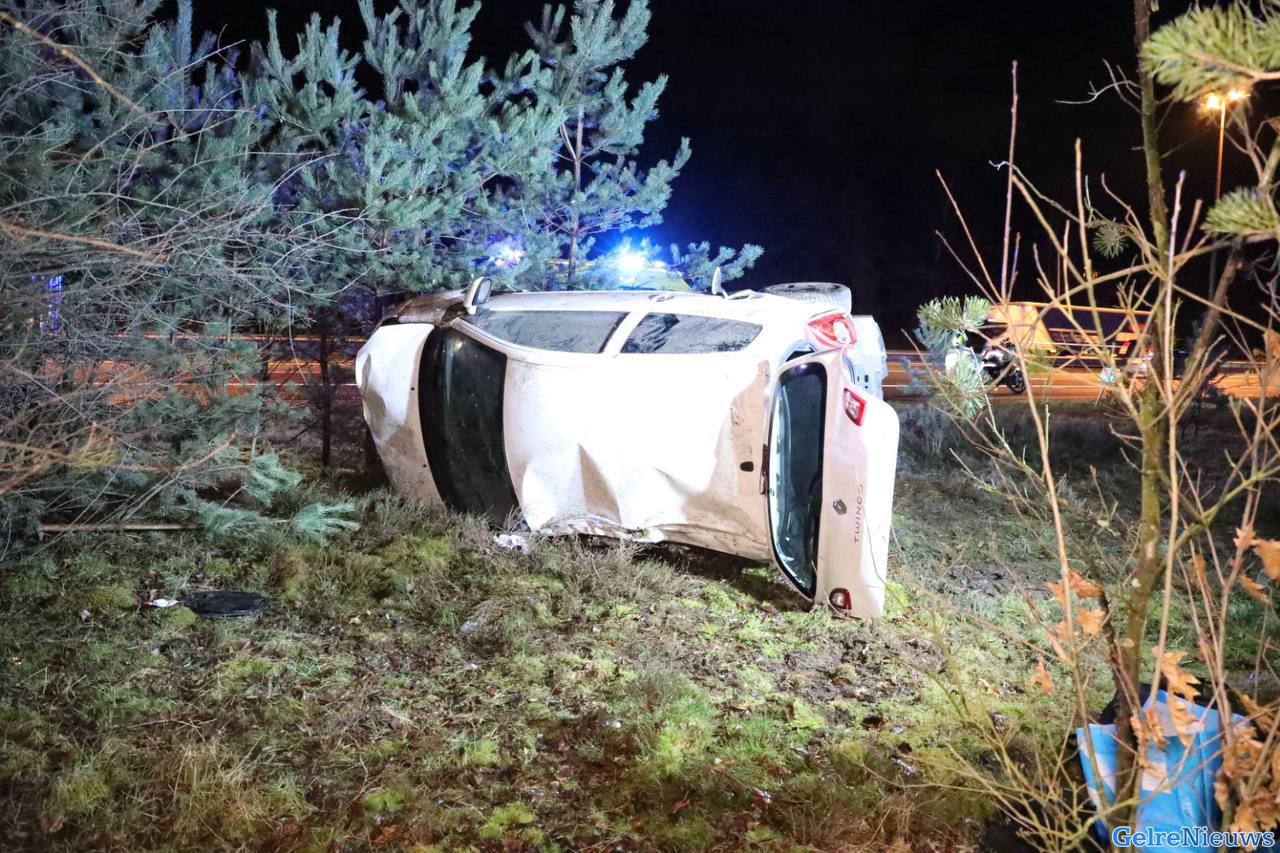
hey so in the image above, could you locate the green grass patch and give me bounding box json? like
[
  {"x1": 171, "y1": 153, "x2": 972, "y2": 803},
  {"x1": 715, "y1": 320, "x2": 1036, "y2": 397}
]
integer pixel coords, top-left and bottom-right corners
[{"x1": 3, "y1": 409, "x2": 1269, "y2": 849}]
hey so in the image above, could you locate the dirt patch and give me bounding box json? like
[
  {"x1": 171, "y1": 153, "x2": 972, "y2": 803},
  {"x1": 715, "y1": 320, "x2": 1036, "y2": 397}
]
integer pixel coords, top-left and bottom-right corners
[{"x1": 946, "y1": 562, "x2": 1017, "y2": 596}]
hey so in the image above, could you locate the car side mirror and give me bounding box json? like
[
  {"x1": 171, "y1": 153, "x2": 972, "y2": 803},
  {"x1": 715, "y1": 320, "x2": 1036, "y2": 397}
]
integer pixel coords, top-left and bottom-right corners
[{"x1": 463, "y1": 276, "x2": 492, "y2": 315}]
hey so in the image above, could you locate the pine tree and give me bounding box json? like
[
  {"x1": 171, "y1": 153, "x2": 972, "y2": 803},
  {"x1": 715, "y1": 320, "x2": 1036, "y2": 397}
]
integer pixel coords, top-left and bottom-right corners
[
  {"x1": 1143, "y1": 2, "x2": 1280, "y2": 236},
  {"x1": 244, "y1": 0, "x2": 563, "y2": 463},
  {"x1": 240, "y1": 0, "x2": 760, "y2": 463},
  {"x1": 507, "y1": 0, "x2": 760, "y2": 289},
  {"x1": 0, "y1": 0, "x2": 767, "y2": 535},
  {"x1": 520, "y1": 0, "x2": 682, "y2": 282},
  {"x1": 244, "y1": 0, "x2": 758, "y2": 298},
  {"x1": 0, "y1": 0, "x2": 346, "y2": 544}
]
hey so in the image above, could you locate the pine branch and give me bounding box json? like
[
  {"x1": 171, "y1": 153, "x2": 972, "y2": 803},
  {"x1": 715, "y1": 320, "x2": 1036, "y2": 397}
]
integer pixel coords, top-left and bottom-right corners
[{"x1": 0, "y1": 9, "x2": 151, "y2": 118}]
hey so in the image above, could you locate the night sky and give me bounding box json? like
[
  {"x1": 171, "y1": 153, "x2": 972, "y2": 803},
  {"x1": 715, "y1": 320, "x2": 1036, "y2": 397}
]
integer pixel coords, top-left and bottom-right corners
[{"x1": 196, "y1": 1, "x2": 1239, "y2": 336}]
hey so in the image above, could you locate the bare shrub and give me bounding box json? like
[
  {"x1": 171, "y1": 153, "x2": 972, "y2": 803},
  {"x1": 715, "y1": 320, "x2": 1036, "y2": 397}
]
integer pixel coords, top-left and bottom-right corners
[{"x1": 912, "y1": 12, "x2": 1280, "y2": 843}]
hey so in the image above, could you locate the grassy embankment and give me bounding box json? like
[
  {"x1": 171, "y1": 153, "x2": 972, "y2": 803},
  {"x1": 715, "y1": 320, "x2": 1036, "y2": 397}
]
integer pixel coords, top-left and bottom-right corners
[{"x1": 1, "y1": 402, "x2": 1272, "y2": 850}]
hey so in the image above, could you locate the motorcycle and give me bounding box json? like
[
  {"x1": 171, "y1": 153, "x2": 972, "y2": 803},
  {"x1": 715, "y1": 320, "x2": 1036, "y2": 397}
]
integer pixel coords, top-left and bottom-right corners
[
  {"x1": 944, "y1": 331, "x2": 1027, "y2": 395},
  {"x1": 978, "y1": 341, "x2": 1027, "y2": 394}
]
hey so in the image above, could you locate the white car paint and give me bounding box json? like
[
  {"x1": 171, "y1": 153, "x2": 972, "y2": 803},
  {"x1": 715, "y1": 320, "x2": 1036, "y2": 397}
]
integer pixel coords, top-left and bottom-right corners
[
  {"x1": 356, "y1": 289, "x2": 899, "y2": 616},
  {"x1": 355, "y1": 322, "x2": 442, "y2": 505}
]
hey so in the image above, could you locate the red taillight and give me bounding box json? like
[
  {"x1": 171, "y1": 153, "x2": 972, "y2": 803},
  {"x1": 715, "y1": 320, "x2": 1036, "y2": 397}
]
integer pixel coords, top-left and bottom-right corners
[
  {"x1": 808, "y1": 312, "x2": 856, "y2": 347},
  {"x1": 843, "y1": 388, "x2": 866, "y2": 425},
  {"x1": 829, "y1": 588, "x2": 851, "y2": 610}
]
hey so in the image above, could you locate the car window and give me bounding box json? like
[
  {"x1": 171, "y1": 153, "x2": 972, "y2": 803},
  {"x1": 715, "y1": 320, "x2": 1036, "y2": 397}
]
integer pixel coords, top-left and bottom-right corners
[
  {"x1": 464, "y1": 310, "x2": 626, "y2": 354},
  {"x1": 418, "y1": 328, "x2": 521, "y2": 525},
  {"x1": 621, "y1": 313, "x2": 762, "y2": 354},
  {"x1": 767, "y1": 362, "x2": 826, "y2": 597}
]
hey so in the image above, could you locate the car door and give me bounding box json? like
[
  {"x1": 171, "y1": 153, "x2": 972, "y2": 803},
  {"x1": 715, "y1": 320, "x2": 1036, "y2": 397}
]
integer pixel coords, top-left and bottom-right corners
[{"x1": 765, "y1": 350, "x2": 899, "y2": 617}]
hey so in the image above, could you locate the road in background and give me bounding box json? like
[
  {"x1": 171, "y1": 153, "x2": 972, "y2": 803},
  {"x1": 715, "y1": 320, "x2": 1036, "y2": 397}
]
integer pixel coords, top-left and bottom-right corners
[
  {"x1": 237, "y1": 342, "x2": 1275, "y2": 404},
  {"x1": 882, "y1": 351, "x2": 1274, "y2": 401}
]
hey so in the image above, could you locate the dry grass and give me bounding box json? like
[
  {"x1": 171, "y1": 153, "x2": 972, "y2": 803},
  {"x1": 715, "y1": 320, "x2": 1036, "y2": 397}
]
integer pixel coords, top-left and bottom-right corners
[{"x1": 1, "y1": 401, "x2": 1260, "y2": 850}]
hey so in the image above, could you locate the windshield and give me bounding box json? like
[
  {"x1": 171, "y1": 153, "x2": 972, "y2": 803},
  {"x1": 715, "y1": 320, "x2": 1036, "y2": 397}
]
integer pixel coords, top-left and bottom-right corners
[{"x1": 767, "y1": 362, "x2": 826, "y2": 596}]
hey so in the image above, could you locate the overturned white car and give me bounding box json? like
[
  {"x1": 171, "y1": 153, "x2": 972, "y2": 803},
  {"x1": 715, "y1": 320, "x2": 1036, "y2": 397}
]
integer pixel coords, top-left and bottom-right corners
[{"x1": 356, "y1": 281, "x2": 899, "y2": 617}]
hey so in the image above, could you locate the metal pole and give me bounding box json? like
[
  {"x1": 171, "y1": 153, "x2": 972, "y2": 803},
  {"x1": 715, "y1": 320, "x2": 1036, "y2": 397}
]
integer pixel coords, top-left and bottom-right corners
[
  {"x1": 1216, "y1": 102, "x2": 1226, "y2": 200},
  {"x1": 1208, "y1": 103, "x2": 1226, "y2": 323}
]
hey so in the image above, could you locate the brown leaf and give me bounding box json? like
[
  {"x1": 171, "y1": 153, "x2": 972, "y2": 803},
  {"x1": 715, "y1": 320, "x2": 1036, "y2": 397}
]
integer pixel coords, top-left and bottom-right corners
[
  {"x1": 1237, "y1": 694, "x2": 1277, "y2": 733},
  {"x1": 1047, "y1": 632, "x2": 1070, "y2": 664},
  {"x1": 1047, "y1": 570, "x2": 1103, "y2": 606},
  {"x1": 1222, "y1": 722, "x2": 1266, "y2": 781},
  {"x1": 1029, "y1": 659, "x2": 1054, "y2": 696},
  {"x1": 1241, "y1": 575, "x2": 1270, "y2": 604},
  {"x1": 1197, "y1": 636, "x2": 1215, "y2": 665},
  {"x1": 1231, "y1": 802, "x2": 1261, "y2": 835},
  {"x1": 1140, "y1": 704, "x2": 1168, "y2": 749},
  {"x1": 1252, "y1": 793, "x2": 1280, "y2": 831},
  {"x1": 1131, "y1": 710, "x2": 1156, "y2": 753},
  {"x1": 1255, "y1": 539, "x2": 1280, "y2": 582},
  {"x1": 1190, "y1": 551, "x2": 1208, "y2": 587},
  {"x1": 671, "y1": 798, "x2": 690, "y2": 814},
  {"x1": 1052, "y1": 619, "x2": 1074, "y2": 647},
  {"x1": 1215, "y1": 769, "x2": 1232, "y2": 811},
  {"x1": 1068, "y1": 571, "x2": 1104, "y2": 599},
  {"x1": 1235, "y1": 525, "x2": 1259, "y2": 552},
  {"x1": 1155, "y1": 650, "x2": 1201, "y2": 700},
  {"x1": 1077, "y1": 608, "x2": 1106, "y2": 637},
  {"x1": 370, "y1": 825, "x2": 400, "y2": 844},
  {"x1": 1167, "y1": 694, "x2": 1201, "y2": 747}
]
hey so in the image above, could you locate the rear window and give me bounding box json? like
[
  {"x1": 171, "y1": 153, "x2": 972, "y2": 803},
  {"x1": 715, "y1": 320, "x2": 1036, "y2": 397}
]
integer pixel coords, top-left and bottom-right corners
[
  {"x1": 621, "y1": 313, "x2": 762, "y2": 354},
  {"x1": 464, "y1": 310, "x2": 625, "y2": 354}
]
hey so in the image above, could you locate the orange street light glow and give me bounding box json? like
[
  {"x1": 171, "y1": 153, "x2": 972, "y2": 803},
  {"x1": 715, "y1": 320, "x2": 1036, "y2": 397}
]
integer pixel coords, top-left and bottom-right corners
[
  {"x1": 1203, "y1": 88, "x2": 1249, "y2": 199},
  {"x1": 1204, "y1": 88, "x2": 1248, "y2": 112}
]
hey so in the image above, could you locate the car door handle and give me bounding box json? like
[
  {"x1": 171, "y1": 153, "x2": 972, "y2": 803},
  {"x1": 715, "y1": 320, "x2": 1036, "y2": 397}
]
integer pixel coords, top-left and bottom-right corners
[{"x1": 832, "y1": 499, "x2": 847, "y2": 515}]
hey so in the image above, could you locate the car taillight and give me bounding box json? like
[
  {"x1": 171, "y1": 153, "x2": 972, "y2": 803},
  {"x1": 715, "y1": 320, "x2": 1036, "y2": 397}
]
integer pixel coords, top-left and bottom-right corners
[
  {"x1": 843, "y1": 388, "x2": 866, "y2": 425},
  {"x1": 808, "y1": 312, "x2": 856, "y2": 347},
  {"x1": 829, "y1": 588, "x2": 851, "y2": 610}
]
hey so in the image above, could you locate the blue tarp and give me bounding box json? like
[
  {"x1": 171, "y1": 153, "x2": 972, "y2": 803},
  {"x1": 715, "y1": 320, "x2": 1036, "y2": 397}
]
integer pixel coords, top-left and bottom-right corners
[{"x1": 1077, "y1": 690, "x2": 1276, "y2": 850}]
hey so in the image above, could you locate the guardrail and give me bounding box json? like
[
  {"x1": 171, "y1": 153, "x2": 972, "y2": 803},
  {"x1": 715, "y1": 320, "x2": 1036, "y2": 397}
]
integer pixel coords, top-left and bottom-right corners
[{"x1": 885, "y1": 350, "x2": 1259, "y2": 374}]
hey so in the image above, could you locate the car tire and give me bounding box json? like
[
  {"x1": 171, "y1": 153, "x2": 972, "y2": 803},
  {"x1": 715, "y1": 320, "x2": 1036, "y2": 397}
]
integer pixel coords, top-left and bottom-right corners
[
  {"x1": 1004, "y1": 370, "x2": 1027, "y2": 394},
  {"x1": 762, "y1": 282, "x2": 852, "y2": 313}
]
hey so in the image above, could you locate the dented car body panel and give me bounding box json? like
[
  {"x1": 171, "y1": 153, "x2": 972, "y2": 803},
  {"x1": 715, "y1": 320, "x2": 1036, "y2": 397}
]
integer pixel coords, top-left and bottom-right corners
[{"x1": 357, "y1": 290, "x2": 899, "y2": 616}]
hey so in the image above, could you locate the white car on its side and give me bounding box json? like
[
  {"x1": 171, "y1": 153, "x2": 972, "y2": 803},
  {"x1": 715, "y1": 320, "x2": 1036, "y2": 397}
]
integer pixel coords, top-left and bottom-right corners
[{"x1": 356, "y1": 281, "x2": 900, "y2": 617}]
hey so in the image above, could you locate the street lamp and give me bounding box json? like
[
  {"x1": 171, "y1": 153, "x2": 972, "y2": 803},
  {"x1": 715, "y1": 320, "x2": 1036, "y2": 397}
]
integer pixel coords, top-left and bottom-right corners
[
  {"x1": 1202, "y1": 88, "x2": 1247, "y2": 295},
  {"x1": 1202, "y1": 87, "x2": 1247, "y2": 200}
]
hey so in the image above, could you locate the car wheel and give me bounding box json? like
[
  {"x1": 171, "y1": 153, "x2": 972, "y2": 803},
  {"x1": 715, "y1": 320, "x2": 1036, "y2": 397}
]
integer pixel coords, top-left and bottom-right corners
[
  {"x1": 1005, "y1": 370, "x2": 1027, "y2": 394},
  {"x1": 762, "y1": 282, "x2": 853, "y2": 313}
]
